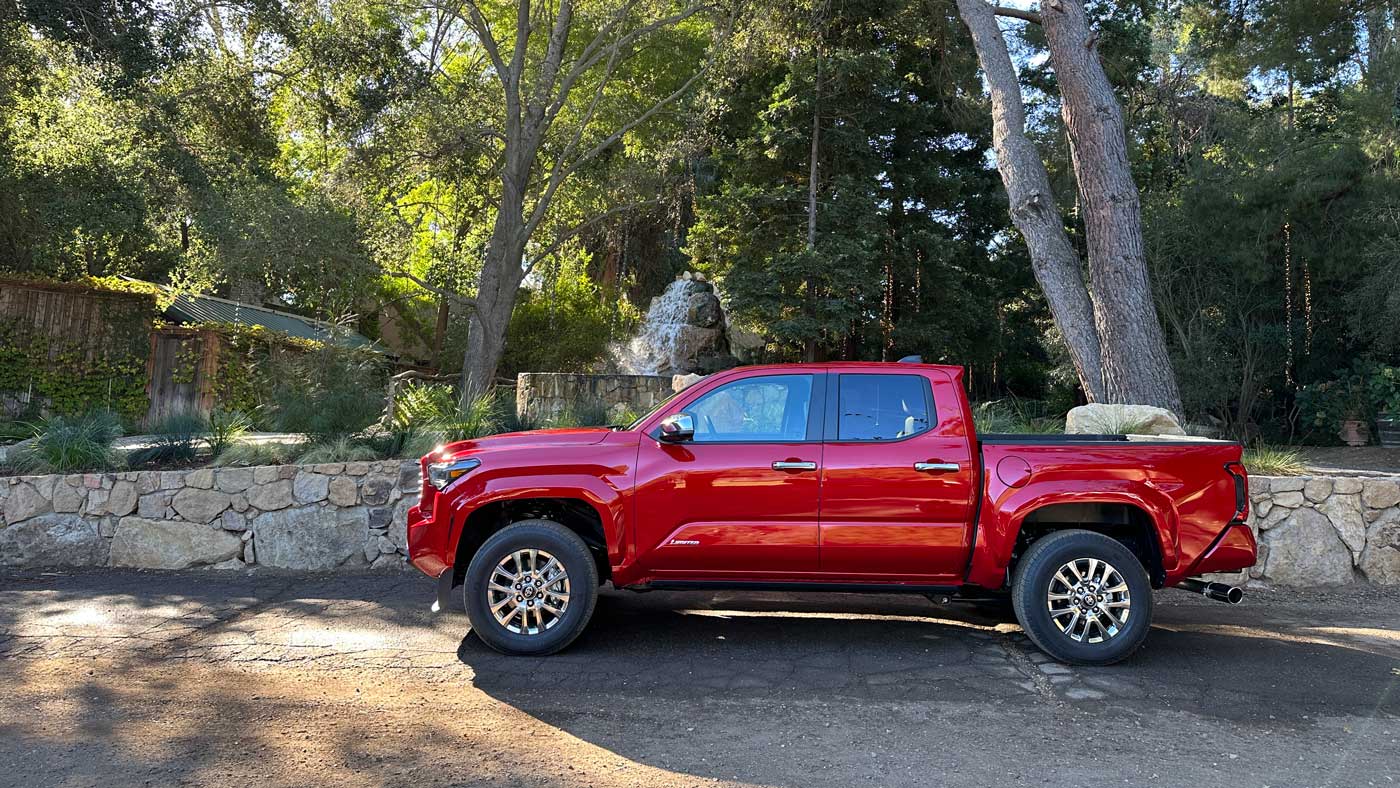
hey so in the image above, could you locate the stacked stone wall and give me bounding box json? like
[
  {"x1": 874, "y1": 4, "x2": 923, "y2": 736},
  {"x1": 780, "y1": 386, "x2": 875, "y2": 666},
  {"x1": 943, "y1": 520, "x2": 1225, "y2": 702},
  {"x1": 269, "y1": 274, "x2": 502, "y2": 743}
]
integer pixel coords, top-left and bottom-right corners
[{"x1": 0, "y1": 462, "x2": 421, "y2": 571}]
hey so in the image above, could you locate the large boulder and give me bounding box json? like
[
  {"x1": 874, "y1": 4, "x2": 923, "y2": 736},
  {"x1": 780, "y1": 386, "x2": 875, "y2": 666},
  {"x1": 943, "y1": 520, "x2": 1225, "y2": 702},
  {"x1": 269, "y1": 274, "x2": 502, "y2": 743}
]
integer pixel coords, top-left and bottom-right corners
[
  {"x1": 251, "y1": 505, "x2": 369, "y2": 570},
  {"x1": 109, "y1": 517, "x2": 243, "y2": 569},
  {"x1": 1359, "y1": 509, "x2": 1400, "y2": 585},
  {"x1": 0, "y1": 513, "x2": 105, "y2": 567},
  {"x1": 1261, "y1": 507, "x2": 1355, "y2": 585},
  {"x1": 1065, "y1": 404, "x2": 1185, "y2": 436}
]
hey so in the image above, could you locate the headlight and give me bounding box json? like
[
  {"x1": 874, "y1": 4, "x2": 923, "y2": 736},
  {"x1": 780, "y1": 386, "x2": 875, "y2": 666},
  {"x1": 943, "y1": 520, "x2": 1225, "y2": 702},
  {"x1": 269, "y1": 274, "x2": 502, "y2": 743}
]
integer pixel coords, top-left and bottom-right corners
[{"x1": 426, "y1": 457, "x2": 480, "y2": 491}]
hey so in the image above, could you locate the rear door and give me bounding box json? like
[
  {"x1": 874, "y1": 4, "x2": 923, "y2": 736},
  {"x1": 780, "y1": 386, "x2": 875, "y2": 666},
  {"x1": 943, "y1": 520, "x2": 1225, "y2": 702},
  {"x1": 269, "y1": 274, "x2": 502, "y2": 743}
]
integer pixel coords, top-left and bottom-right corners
[
  {"x1": 817, "y1": 370, "x2": 976, "y2": 580},
  {"x1": 632, "y1": 371, "x2": 826, "y2": 575}
]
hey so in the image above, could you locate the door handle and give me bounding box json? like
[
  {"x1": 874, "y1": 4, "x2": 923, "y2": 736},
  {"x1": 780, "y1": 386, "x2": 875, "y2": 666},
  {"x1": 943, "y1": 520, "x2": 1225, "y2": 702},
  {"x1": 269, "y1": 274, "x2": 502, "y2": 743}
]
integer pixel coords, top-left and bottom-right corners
[
  {"x1": 772, "y1": 460, "x2": 817, "y2": 471},
  {"x1": 914, "y1": 462, "x2": 961, "y2": 473}
]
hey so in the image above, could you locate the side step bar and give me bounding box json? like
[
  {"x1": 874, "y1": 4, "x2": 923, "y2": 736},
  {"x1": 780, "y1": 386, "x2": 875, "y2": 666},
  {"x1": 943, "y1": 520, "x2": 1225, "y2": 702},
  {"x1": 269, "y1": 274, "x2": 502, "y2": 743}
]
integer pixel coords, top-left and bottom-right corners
[{"x1": 1178, "y1": 578, "x2": 1244, "y2": 604}]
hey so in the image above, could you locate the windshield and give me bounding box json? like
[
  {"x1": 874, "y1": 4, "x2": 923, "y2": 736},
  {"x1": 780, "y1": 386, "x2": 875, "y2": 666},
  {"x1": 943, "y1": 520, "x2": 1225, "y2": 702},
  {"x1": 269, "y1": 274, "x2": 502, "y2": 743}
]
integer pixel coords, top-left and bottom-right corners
[{"x1": 624, "y1": 389, "x2": 685, "y2": 430}]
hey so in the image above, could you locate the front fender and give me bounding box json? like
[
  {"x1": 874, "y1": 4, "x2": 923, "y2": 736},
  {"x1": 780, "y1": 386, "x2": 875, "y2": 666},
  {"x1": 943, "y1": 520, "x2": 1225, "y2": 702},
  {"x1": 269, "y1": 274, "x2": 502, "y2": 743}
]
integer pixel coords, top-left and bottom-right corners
[
  {"x1": 439, "y1": 472, "x2": 628, "y2": 569},
  {"x1": 965, "y1": 479, "x2": 1180, "y2": 589}
]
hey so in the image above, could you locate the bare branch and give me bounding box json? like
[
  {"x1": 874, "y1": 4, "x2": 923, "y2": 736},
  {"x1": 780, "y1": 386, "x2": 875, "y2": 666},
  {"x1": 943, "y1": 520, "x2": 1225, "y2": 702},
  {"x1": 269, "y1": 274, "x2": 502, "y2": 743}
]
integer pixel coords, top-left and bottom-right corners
[
  {"x1": 524, "y1": 196, "x2": 664, "y2": 273},
  {"x1": 545, "y1": 2, "x2": 708, "y2": 128},
  {"x1": 993, "y1": 6, "x2": 1042, "y2": 24},
  {"x1": 389, "y1": 271, "x2": 478, "y2": 310}
]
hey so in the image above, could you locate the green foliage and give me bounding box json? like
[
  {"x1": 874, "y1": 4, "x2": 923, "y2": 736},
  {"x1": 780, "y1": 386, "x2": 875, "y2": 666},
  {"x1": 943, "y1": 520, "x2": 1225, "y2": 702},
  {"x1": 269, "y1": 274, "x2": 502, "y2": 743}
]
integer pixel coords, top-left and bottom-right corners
[
  {"x1": 0, "y1": 291, "x2": 152, "y2": 421},
  {"x1": 1365, "y1": 364, "x2": 1400, "y2": 417},
  {"x1": 127, "y1": 411, "x2": 208, "y2": 467},
  {"x1": 1242, "y1": 444, "x2": 1308, "y2": 477},
  {"x1": 688, "y1": 0, "x2": 1024, "y2": 387},
  {"x1": 209, "y1": 440, "x2": 296, "y2": 468},
  {"x1": 1297, "y1": 362, "x2": 1373, "y2": 432},
  {"x1": 971, "y1": 400, "x2": 1063, "y2": 435},
  {"x1": 546, "y1": 399, "x2": 612, "y2": 429},
  {"x1": 207, "y1": 408, "x2": 252, "y2": 457},
  {"x1": 297, "y1": 435, "x2": 380, "y2": 465},
  {"x1": 8, "y1": 409, "x2": 122, "y2": 473},
  {"x1": 266, "y1": 335, "x2": 387, "y2": 440},
  {"x1": 500, "y1": 257, "x2": 639, "y2": 376}
]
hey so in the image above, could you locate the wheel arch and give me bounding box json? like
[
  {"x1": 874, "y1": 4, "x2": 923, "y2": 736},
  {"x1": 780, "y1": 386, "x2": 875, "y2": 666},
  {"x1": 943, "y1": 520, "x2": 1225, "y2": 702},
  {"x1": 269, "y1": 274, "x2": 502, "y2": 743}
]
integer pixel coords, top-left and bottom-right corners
[
  {"x1": 448, "y1": 495, "x2": 613, "y2": 589},
  {"x1": 1009, "y1": 499, "x2": 1171, "y2": 588}
]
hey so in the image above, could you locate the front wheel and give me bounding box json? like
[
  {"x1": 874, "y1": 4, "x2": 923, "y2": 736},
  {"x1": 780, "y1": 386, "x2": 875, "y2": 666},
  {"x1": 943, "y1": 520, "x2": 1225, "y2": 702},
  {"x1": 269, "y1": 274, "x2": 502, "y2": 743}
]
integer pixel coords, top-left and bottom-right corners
[
  {"x1": 463, "y1": 519, "x2": 599, "y2": 655},
  {"x1": 1011, "y1": 529, "x2": 1152, "y2": 666}
]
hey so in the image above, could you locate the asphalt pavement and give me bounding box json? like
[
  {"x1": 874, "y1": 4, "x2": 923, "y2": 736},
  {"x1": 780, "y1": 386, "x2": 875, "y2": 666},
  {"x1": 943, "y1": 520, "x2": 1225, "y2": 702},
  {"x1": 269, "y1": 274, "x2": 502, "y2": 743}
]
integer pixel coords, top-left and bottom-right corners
[{"x1": 0, "y1": 568, "x2": 1397, "y2": 788}]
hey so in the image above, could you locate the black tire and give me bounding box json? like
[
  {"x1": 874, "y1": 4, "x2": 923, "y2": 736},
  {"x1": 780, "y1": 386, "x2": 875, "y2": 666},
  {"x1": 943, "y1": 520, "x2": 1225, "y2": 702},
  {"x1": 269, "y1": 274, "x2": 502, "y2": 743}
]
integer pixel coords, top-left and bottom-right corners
[
  {"x1": 463, "y1": 519, "x2": 599, "y2": 656},
  {"x1": 1011, "y1": 529, "x2": 1153, "y2": 666}
]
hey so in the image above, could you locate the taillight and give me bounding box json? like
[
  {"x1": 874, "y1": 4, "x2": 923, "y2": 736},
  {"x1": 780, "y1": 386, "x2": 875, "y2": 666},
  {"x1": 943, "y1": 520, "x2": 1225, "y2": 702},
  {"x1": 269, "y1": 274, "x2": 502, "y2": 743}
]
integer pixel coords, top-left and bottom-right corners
[{"x1": 1224, "y1": 461, "x2": 1248, "y2": 520}]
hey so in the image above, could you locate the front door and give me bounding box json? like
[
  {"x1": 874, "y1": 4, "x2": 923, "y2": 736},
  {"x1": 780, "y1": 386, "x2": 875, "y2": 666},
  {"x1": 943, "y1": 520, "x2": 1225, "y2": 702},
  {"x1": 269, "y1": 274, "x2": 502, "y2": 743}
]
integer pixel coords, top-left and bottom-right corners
[
  {"x1": 818, "y1": 371, "x2": 976, "y2": 581},
  {"x1": 633, "y1": 372, "x2": 825, "y2": 576}
]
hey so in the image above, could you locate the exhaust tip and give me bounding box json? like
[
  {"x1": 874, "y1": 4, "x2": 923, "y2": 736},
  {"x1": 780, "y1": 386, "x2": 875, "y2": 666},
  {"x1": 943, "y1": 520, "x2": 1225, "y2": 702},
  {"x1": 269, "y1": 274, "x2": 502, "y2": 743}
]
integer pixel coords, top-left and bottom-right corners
[{"x1": 1179, "y1": 578, "x2": 1244, "y2": 604}]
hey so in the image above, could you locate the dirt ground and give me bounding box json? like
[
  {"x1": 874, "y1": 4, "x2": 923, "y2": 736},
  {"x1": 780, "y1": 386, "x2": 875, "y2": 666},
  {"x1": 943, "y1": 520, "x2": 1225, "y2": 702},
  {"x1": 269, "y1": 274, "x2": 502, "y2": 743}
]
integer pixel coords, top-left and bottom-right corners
[{"x1": 1, "y1": 570, "x2": 1397, "y2": 788}]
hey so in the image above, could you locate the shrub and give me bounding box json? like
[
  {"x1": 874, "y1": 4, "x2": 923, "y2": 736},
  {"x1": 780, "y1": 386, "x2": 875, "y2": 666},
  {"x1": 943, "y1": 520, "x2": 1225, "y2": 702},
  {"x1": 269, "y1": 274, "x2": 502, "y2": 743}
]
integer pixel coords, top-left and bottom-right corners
[
  {"x1": 8, "y1": 410, "x2": 123, "y2": 473},
  {"x1": 127, "y1": 411, "x2": 208, "y2": 467},
  {"x1": 266, "y1": 335, "x2": 386, "y2": 440},
  {"x1": 297, "y1": 435, "x2": 380, "y2": 464},
  {"x1": 546, "y1": 399, "x2": 612, "y2": 428},
  {"x1": 207, "y1": 408, "x2": 252, "y2": 457},
  {"x1": 971, "y1": 400, "x2": 1063, "y2": 434},
  {"x1": 210, "y1": 440, "x2": 297, "y2": 467},
  {"x1": 1242, "y1": 444, "x2": 1308, "y2": 476},
  {"x1": 363, "y1": 423, "x2": 441, "y2": 460}
]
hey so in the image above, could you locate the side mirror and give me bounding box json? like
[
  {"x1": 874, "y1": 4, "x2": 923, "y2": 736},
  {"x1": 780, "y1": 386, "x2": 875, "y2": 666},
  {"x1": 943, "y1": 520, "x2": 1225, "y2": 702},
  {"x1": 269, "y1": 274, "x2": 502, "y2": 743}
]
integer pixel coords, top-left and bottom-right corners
[{"x1": 658, "y1": 413, "x2": 695, "y2": 443}]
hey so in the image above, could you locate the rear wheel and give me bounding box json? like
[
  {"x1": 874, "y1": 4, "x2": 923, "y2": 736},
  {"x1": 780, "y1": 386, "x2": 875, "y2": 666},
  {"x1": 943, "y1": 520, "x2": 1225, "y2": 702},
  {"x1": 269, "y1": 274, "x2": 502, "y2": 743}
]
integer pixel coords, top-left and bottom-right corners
[
  {"x1": 1011, "y1": 529, "x2": 1152, "y2": 666},
  {"x1": 463, "y1": 519, "x2": 599, "y2": 655}
]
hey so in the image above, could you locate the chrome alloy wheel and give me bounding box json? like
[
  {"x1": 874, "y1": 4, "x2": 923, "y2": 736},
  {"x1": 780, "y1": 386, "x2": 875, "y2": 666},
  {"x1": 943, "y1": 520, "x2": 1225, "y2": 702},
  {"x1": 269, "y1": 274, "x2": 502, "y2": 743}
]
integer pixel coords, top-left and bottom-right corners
[
  {"x1": 1046, "y1": 557, "x2": 1132, "y2": 644},
  {"x1": 487, "y1": 548, "x2": 571, "y2": 635}
]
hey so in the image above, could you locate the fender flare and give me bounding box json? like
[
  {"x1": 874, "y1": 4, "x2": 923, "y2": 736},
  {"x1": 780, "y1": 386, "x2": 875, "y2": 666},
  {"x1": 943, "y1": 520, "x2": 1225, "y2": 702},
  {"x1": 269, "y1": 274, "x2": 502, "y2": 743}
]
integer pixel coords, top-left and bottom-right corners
[{"x1": 968, "y1": 481, "x2": 1180, "y2": 587}]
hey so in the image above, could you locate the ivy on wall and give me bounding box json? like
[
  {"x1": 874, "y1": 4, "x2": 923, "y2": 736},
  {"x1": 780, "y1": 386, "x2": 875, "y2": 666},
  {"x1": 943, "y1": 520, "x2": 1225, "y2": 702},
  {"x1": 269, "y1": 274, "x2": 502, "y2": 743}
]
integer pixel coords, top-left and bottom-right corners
[
  {"x1": 173, "y1": 322, "x2": 344, "y2": 424},
  {"x1": 0, "y1": 318, "x2": 150, "y2": 421}
]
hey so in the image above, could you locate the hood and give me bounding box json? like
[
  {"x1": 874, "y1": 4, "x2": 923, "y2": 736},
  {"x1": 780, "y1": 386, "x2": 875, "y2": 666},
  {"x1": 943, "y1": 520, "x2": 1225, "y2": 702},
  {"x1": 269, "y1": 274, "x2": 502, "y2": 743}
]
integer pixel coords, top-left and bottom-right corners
[{"x1": 437, "y1": 427, "x2": 613, "y2": 457}]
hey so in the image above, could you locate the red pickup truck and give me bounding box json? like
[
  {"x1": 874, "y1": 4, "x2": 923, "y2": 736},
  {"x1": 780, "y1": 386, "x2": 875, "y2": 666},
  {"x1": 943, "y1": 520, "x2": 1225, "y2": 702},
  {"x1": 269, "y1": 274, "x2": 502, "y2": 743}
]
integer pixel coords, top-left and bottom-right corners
[{"x1": 406, "y1": 361, "x2": 1255, "y2": 665}]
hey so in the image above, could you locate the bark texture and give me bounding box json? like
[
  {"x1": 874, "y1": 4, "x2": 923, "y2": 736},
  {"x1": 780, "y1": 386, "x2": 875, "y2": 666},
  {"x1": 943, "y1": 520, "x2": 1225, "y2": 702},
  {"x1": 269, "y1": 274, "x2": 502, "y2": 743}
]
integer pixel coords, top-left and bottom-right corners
[
  {"x1": 954, "y1": 0, "x2": 1105, "y2": 402},
  {"x1": 1040, "y1": 0, "x2": 1181, "y2": 414}
]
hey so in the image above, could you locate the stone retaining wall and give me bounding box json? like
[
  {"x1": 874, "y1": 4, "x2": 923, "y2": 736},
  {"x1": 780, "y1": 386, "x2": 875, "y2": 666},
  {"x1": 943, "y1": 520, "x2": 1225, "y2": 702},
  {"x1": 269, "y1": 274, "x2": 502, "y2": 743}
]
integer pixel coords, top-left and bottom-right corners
[
  {"x1": 516, "y1": 372, "x2": 675, "y2": 423},
  {"x1": 0, "y1": 462, "x2": 421, "y2": 571},
  {"x1": 3, "y1": 466, "x2": 1399, "y2": 584},
  {"x1": 1209, "y1": 475, "x2": 1400, "y2": 586}
]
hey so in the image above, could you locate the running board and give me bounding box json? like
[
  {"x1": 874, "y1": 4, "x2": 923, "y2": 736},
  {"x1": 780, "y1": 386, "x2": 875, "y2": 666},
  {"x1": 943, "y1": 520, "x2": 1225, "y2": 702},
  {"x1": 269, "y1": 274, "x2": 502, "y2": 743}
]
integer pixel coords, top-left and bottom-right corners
[{"x1": 634, "y1": 580, "x2": 964, "y2": 595}]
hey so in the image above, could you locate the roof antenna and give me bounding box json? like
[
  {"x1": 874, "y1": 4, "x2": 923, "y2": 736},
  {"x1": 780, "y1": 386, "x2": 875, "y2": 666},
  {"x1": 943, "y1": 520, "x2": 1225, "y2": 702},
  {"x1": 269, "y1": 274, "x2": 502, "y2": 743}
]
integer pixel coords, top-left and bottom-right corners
[{"x1": 898, "y1": 355, "x2": 922, "y2": 364}]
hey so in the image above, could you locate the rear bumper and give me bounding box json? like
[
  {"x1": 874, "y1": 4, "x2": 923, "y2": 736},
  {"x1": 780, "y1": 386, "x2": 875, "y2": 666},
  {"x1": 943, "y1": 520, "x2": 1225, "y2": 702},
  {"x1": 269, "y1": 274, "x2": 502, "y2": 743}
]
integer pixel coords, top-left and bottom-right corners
[{"x1": 1189, "y1": 521, "x2": 1258, "y2": 576}]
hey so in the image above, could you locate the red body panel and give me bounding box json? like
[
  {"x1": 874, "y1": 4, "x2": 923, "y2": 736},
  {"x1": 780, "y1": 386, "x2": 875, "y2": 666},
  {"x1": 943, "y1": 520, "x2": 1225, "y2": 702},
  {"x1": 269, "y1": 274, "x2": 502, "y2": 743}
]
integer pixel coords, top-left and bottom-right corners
[{"x1": 406, "y1": 362, "x2": 1256, "y2": 592}]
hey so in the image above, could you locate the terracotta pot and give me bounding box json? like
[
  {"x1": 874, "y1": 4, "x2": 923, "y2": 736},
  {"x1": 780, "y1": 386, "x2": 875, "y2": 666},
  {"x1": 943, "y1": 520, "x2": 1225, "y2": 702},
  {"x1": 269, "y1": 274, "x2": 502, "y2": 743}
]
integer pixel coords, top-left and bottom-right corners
[{"x1": 1339, "y1": 419, "x2": 1370, "y2": 447}]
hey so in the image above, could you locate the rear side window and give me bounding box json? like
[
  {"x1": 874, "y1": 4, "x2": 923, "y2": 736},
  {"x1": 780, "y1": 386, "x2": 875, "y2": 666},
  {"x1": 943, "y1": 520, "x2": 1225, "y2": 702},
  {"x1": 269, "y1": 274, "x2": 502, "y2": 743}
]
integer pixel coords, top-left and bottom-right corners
[{"x1": 837, "y1": 374, "x2": 930, "y2": 441}]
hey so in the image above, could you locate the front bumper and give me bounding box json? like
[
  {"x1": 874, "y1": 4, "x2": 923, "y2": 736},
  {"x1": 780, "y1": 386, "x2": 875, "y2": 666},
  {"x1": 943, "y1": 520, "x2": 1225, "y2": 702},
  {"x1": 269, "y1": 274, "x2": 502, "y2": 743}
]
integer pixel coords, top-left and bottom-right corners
[{"x1": 406, "y1": 503, "x2": 451, "y2": 578}]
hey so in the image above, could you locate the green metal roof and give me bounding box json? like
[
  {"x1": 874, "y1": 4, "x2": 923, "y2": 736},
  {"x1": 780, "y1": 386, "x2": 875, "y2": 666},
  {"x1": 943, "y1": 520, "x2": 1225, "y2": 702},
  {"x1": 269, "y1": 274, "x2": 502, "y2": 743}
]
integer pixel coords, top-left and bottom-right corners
[{"x1": 157, "y1": 288, "x2": 379, "y2": 350}]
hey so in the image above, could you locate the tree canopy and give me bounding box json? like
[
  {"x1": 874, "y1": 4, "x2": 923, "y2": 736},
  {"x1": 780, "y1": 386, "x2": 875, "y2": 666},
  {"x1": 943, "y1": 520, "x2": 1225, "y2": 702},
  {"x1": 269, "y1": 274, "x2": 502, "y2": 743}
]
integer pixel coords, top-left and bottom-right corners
[{"x1": 5, "y1": 0, "x2": 1400, "y2": 439}]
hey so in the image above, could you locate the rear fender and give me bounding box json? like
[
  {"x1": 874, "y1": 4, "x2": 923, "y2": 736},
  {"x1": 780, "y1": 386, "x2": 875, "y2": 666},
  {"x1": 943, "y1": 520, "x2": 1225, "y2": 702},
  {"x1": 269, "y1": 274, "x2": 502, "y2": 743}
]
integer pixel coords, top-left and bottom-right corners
[{"x1": 966, "y1": 480, "x2": 1180, "y2": 588}]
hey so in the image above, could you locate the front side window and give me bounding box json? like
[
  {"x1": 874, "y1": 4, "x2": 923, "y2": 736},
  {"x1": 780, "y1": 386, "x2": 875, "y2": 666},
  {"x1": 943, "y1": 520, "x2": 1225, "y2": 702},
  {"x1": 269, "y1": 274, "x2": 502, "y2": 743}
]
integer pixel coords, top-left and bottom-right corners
[
  {"x1": 837, "y1": 374, "x2": 930, "y2": 441},
  {"x1": 686, "y1": 374, "x2": 813, "y2": 442}
]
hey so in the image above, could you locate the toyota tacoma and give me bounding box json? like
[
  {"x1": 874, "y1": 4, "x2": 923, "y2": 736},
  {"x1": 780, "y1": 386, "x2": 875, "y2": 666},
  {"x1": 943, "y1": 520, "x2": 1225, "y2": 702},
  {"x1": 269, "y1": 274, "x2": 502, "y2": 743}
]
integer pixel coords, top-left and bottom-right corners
[{"x1": 406, "y1": 361, "x2": 1255, "y2": 665}]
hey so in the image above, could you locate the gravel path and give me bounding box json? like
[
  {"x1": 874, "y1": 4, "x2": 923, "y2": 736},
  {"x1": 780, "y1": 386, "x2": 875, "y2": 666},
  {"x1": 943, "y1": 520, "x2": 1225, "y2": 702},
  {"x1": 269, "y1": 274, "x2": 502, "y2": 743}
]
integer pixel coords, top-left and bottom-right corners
[{"x1": 1, "y1": 569, "x2": 1397, "y2": 787}]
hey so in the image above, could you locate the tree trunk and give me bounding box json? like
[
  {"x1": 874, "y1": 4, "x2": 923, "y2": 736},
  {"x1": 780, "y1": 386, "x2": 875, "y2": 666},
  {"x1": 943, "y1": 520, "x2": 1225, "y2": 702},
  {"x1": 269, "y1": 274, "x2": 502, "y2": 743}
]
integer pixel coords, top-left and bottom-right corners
[
  {"x1": 803, "y1": 44, "x2": 822, "y2": 364},
  {"x1": 460, "y1": 187, "x2": 528, "y2": 407},
  {"x1": 1040, "y1": 0, "x2": 1181, "y2": 415},
  {"x1": 954, "y1": 0, "x2": 1106, "y2": 402}
]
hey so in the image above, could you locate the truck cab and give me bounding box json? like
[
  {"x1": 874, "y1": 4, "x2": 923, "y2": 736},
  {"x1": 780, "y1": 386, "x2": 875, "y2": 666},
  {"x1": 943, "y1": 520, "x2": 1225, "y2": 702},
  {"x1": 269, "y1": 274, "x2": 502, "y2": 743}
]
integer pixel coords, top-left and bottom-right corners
[{"x1": 406, "y1": 362, "x2": 1255, "y2": 665}]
